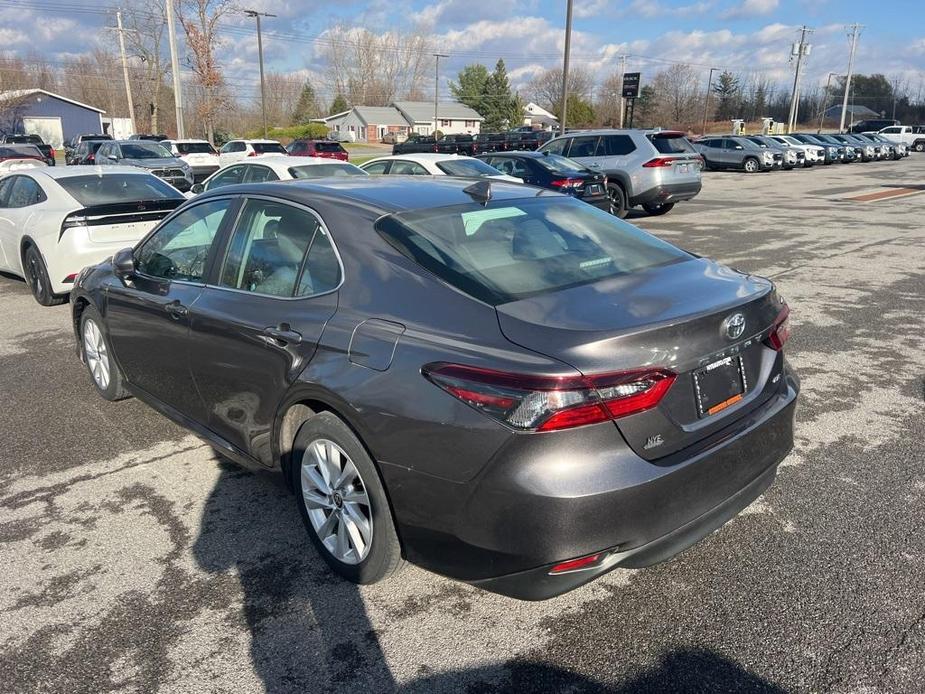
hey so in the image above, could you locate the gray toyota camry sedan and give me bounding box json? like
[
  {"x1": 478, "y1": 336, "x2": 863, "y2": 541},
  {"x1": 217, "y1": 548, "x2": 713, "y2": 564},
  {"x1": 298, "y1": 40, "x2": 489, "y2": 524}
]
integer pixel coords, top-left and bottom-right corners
[{"x1": 71, "y1": 176, "x2": 798, "y2": 600}]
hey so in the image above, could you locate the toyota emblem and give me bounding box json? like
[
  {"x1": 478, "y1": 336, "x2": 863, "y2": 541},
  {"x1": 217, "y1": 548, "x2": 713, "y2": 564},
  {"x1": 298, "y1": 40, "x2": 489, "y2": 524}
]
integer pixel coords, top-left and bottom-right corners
[{"x1": 723, "y1": 313, "x2": 746, "y2": 340}]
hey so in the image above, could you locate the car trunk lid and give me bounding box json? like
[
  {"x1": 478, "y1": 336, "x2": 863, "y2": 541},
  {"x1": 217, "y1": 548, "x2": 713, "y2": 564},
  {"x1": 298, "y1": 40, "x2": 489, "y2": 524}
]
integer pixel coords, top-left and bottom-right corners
[
  {"x1": 496, "y1": 257, "x2": 786, "y2": 459},
  {"x1": 61, "y1": 200, "x2": 182, "y2": 244}
]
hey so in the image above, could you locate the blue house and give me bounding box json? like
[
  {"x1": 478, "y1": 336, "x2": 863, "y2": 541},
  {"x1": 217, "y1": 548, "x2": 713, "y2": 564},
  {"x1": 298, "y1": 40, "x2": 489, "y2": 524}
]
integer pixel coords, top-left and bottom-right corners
[{"x1": 0, "y1": 88, "x2": 105, "y2": 149}]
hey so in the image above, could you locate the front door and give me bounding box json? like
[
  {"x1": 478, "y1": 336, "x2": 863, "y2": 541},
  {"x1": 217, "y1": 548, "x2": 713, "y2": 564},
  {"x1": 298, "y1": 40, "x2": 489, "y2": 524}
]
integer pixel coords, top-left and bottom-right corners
[
  {"x1": 188, "y1": 196, "x2": 341, "y2": 464},
  {"x1": 106, "y1": 197, "x2": 237, "y2": 422}
]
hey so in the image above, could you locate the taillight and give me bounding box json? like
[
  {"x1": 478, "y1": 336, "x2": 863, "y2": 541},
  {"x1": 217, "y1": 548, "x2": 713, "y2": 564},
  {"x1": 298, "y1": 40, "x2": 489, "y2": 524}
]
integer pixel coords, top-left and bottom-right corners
[
  {"x1": 49, "y1": 148, "x2": 55, "y2": 158},
  {"x1": 549, "y1": 178, "x2": 583, "y2": 189},
  {"x1": 549, "y1": 553, "x2": 604, "y2": 574},
  {"x1": 642, "y1": 157, "x2": 679, "y2": 168},
  {"x1": 422, "y1": 363, "x2": 676, "y2": 432},
  {"x1": 767, "y1": 305, "x2": 791, "y2": 351},
  {"x1": 87, "y1": 154, "x2": 95, "y2": 163},
  {"x1": 247, "y1": 150, "x2": 257, "y2": 157}
]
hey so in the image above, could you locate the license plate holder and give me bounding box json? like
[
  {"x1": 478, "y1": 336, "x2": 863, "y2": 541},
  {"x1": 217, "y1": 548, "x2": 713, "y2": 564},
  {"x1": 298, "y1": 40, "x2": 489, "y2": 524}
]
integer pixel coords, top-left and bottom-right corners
[
  {"x1": 678, "y1": 163, "x2": 689, "y2": 174},
  {"x1": 693, "y1": 356, "x2": 746, "y2": 417}
]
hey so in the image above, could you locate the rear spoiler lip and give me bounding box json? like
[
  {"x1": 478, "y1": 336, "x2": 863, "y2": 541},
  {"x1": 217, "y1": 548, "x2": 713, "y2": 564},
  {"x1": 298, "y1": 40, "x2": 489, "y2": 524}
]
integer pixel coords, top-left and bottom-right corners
[{"x1": 58, "y1": 198, "x2": 182, "y2": 241}]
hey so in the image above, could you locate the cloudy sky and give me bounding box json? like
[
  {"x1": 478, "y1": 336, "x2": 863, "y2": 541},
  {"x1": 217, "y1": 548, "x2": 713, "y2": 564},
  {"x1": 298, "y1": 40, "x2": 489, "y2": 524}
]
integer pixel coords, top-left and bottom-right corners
[{"x1": 4, "y1": 0, "x2": 925, "y2": 102}]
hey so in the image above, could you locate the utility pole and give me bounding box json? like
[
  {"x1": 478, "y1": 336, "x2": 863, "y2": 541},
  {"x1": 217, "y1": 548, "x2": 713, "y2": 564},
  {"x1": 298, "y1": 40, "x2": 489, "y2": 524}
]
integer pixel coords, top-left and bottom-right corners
[
  {"x1": 818, "y1": 72, "x2": 837, "y2": 133},
  {"x1": 839, "y1": 23, "x2": 863, "y2": 132},
  {"x1": 701, "y1": 67, "x2": 717, "y2": 136},
  {"x1": 787, "y1": 25, "x2": 814, "y2": 133},
  {"x1": 115, "y1": 11, "x2": 136, "y2": 134},
  {"x1": 165, "y1": 0, "x2": 185, "y2": 139},
  {"x1": 245, "y1": 9, "x2": 275, "y2": 139},
  {"x1": 433, "y1": 53, "x2": 447, "y2": 136},
  {"x1": 618, "y1": 54, "x2": 626, "y2": 128},
  {"x1": 560, "y1": 0, "x2": 574, "y2": 133}
]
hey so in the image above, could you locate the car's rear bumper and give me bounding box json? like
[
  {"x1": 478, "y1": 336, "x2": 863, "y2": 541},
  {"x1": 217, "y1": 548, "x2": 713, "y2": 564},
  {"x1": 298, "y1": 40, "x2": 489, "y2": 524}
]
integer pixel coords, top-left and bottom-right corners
[
  {"x1": 381, "y1": 365, "x2": 799, "y2": 600},
  {"x1": 631, "y1": 180, "x2": 702, "y2": 206}
]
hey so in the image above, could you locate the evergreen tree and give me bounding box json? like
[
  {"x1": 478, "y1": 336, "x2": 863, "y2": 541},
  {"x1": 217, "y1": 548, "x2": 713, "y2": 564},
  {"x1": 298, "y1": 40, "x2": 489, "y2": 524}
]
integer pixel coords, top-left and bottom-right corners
[
  {"x1": 484, "y1": 59, "x2": 521, "y2": 130},
  {"x1": 712, "y1": 71, "x2": 740, "y2": 121},
  {"x1": 329, "y1": 94, "x2": 349, "y2": 116},
  {"x1": 449, "y1": 64, "x2": 491, "y2": 114},
  {"x1": 291, "y1": 81, "x2": 319, "y2": 124}
]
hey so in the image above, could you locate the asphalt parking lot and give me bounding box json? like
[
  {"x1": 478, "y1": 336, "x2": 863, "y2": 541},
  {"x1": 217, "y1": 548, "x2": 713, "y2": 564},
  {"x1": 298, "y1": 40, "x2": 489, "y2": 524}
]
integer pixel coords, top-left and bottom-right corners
[{"x1": 1, "y1": 157, "x2": 923, "y2": 694}]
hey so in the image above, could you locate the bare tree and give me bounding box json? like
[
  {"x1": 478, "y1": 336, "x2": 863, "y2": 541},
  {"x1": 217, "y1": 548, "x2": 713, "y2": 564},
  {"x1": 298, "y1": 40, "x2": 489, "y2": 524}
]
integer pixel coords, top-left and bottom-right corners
[
  {"x1": 596, "y1": 70, "x2": 623, "y2": 126},
  {"x1": 321, "y1": 25, "x2": 432, "y2": 106},
  {"x1": 119, "y1": 0, "x2": 171, "y2": 134},
  {"x1": 650, "y1": 64, "x2": 701, "y2": 128},
  {"x1": 177, "y1": 0, "x2": 235, "y2": 143},
  {"x1": 261, "y1": 72, "x2": 304, "y2": 127},
  {"x1": 528, "y1": 65, "x2": 594, "y2": 112}
]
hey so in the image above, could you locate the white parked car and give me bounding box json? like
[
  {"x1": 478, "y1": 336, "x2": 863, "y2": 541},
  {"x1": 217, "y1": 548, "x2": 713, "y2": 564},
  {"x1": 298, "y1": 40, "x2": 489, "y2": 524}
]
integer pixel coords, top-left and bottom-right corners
[
  {"x1": 0, "y1": 166, "x2": 185, "y2": 305},
  {"x1": 876, "y1": 126, "x2": 925, "y2": 153},
  {"x1": 0, "y1": 144, "x2": 47, "y2": 173},
  {"x1": 766, "y1": 135, "x2": 825, "y2": 166},
  {"x1": 359, "y1": 153, "x2": 521, "y2": 182},
  {"x1": 162, "y1": 139, "x2": 220, "y2": 182},
  {"x1": 217, "y1": 139, "x2": 287, "y2": 167},
  {"x1": 192, "y1": 155, "x2": 367, "y2": 195}
]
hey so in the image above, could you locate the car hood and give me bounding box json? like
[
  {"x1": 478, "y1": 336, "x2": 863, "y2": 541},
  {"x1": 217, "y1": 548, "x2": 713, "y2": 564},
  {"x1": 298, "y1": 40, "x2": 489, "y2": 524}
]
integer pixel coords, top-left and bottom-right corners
[{"x1": 121, "y1": 157, "x2": 186, "y2": 169}]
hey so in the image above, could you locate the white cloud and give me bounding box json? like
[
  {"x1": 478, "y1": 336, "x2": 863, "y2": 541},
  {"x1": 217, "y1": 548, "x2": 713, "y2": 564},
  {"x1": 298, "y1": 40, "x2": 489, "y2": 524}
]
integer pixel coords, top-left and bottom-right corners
[{"x1": 722, "y1": 0, "x2": 779, "y2": 20}]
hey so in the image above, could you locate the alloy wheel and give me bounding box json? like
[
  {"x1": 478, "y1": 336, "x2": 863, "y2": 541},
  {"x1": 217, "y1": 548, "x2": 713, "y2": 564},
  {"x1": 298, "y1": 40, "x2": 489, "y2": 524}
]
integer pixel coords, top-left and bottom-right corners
[
  {"x1": 744, "y1": 159, "x2": 759, "y2": 173},
  {"x1": 300, "y1": 438, "x2": 373, "y2": 565},
  {"x1": 83, "y1": 319, "x2": 111, "y2": 390}
]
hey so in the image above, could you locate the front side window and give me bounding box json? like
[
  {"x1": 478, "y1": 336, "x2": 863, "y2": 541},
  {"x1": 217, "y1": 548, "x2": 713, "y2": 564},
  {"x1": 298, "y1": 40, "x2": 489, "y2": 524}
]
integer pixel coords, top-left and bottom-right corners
[
  {"x1": 539, "y1": 138, "x2": 567, "y2": 156},
  {"x1": 376, "y1": 196, "x2": 689, "y2": 305},
  {"x1": 135, "y1": 199, "x2": 232, "y2": 282},
  {"x1": 219, "y1": 200, "x2": 339, "y2": 298},
  {"x1": 205, "y1": 165, "x2": 246, "y2": 191}
]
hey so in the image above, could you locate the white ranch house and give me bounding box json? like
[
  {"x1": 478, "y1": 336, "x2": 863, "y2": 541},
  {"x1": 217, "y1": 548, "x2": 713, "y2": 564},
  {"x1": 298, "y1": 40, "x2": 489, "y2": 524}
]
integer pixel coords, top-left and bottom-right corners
[{"x1": 320, "y1": 101, "x2": 483, "y2": 143}]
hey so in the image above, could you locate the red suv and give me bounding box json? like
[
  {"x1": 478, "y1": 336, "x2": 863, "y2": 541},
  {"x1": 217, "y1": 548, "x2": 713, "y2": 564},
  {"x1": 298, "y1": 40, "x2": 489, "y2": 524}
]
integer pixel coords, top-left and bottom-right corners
[{"x1": 287, "y1": 139, "x2": 349, "y2": 161}]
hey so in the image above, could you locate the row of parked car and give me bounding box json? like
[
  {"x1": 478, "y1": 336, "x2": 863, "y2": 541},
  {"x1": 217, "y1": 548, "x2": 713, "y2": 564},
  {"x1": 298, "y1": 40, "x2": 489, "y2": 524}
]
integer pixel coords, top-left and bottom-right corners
[
  {"x1": 692, "y1": 131, "x2": 911, "y2": 173},
  {"x1": 391, "y1": 128, "x2": 554, "y2": 156}
]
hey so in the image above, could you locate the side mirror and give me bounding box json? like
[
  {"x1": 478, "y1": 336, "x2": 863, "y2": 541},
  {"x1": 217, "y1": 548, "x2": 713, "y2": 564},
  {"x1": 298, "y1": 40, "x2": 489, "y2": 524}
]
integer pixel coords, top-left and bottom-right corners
[
  {"x1": 112, "y1": 247, "x2": 136, "y2": 282},
  {"x1": 191, "y1": 183, "x2": 204, "y2": 194}
]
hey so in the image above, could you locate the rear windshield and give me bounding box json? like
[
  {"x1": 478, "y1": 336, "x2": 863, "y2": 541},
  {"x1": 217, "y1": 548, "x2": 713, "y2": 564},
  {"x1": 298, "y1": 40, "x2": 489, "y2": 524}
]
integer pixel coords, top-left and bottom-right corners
[
  {"x1": 0, "y1": 145, "x2": 41, "y2": 158},
  {"x1": 57, "y1": 174, "x2": 184, "y2": 206},
  {"x1": 435, "y1": 159, "x2": 503, "y2": 177},
  {"x1": 253, "y1": 142, "x2": 287, "y2": 154},
  {"x1": 375, "y1": 197, "x2": 689, "y2": 305},
  {"x1": 648, "y1": 134, "x2": 695, "y2": 154},
  {"x1": 288, "y1": 163, "x2": 367, "y2": 178},
  {"x1": 535, "y1": 153, "x2": 587, "y2": 173},
  {"x1": 176, "y1": 142, "x2": 216, "y2": 154},
  {"x1": 6, "y1": 135, "x2": 41, "y2": 144},
  {"x1": 312, "y1": 141, "x2": 346, "y2": 153},
  {"x1": 121, "y1": 143, "x2": 172, "y2": 158}
]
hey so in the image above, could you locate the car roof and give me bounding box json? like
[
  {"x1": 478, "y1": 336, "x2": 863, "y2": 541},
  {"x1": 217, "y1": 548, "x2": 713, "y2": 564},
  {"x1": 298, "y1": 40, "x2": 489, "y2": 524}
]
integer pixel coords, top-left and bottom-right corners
[
  {"x1": 232, "y1": 139, "x2": 281, "y2": 144},
  {"x1": 109, "y1": 139, "x2": 168, "y2": 145},
  {"x1": 199, "y1": 175, "x2": 546, "y2": 214},
  {"x1": 29, "y1": 165, "x2": 155, "y2": 180},
  {"x1": 164, "y1": 138, "x2": 210, "y2": 144},
  {"x1": 368, "y1": 153, "x2": 475, "y2": 163},
  {"x1": 227, "y1": 155, "x2": 357, "y2": 172},
  {"x1": 481, "y1": 150, "x2": 545, "y2": 159}
]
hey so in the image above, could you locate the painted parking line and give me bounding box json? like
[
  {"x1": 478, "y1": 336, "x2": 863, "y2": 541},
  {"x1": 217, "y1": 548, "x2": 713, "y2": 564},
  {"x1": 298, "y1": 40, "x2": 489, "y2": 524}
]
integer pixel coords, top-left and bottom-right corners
[{"x1": 845, "y1": 187, "x2": 925, "y2": 202}]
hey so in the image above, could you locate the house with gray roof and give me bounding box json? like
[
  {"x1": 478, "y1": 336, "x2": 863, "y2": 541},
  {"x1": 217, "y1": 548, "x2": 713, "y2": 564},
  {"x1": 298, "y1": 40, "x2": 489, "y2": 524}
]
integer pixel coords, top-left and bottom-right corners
[{"x1": 319, "y1": 100, "x2": 484, "y2": 142}]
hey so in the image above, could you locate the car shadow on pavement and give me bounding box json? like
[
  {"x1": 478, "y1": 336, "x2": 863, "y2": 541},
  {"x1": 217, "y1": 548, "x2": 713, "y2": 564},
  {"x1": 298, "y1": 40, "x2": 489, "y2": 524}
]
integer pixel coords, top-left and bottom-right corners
[{"x1": 192, "y1": 456, "x2": 787, "y2": 693}]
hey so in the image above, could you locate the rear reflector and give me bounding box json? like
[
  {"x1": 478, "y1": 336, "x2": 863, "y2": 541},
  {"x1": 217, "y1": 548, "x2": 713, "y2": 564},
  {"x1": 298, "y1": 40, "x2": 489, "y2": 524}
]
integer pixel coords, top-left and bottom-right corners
[
  {"x1": 767, "y1": 305, "x2": 791, "y2": 351},
  {"x1": 549, "y1": 553, "x2": 603, "y2": 574},
  {"x1": 62, "y1": 273, "x2": 77, "y2": 284},
  {"x1": 422, "y1": 363, "x2": 676, "y2": 432}
]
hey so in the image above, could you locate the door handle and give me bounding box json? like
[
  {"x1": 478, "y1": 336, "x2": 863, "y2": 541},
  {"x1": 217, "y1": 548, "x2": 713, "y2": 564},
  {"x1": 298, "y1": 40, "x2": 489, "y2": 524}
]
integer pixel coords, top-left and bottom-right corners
[
  {"x1": 263, "y1": 325, "x2": 302, "y2": 345},
  {"x1": 165, "y1": 301, "x2": 188, "y2": 318}
]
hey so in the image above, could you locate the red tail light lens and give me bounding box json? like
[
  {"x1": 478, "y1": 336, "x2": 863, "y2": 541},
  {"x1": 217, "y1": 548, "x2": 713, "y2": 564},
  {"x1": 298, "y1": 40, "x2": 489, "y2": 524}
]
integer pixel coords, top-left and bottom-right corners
[
  {"x1": 549, "y1": 178, "x2": 583, "y2": 189},
  {"x1": 767, "y1": 305, "x2": 791, "y2": 351},
  {"x1": 549, "y1": 553, "x2": 603, "y2": 574},
  {"x1": 642, "y1": 157, "x2": 679, "y2": 168},
  {"x1": 247, "y1": 150, "x2": 257, "y2": 157},
  {"x1": 422, "y1": 363, "x2": 676, "y2": 432}
]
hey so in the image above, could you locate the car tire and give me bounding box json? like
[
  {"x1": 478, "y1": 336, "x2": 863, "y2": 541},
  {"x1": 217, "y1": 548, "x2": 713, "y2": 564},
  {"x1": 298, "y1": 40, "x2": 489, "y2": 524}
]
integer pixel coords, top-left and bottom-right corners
[
  {"x1": 80, "y1": 305, "x2": 129, "y2": 401},
  {"x1": 23, "y1": 244, "x2": 66, "y2": 306},
  {"x1": 914, "y1": 141, "x2": 925, "y2": 152},
  {"x1": 292, "y1": 411, "x2": 404, "y2": 585},
  {"x1": 607, "y1": 183, "x2": 628, "y2": 218},
  {"x1": 642, "y1": 202, "x2": 675, "y2": 216},
  {"x1": 743, "y1": 158, "x2": 760, "y2": 173}
]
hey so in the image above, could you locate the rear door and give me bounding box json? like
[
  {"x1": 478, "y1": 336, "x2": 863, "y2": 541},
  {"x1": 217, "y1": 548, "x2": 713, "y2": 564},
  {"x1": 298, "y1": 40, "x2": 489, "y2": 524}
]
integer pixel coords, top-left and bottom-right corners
[
  {"x1": 0, "y1": 176, "x2": 22, "y2": 271},
  {"x1": 187, "y1": 196, "x2": 341, "y2": 464},
  {"x1": 106, "y1": 197, "x2": 237, "y2": 422}
]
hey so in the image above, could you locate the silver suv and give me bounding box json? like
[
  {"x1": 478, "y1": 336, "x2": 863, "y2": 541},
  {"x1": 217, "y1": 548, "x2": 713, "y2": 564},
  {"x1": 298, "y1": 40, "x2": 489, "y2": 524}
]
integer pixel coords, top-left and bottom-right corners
[{"x1": 537, "y1": 129, "x2": 702, "y2": 217}]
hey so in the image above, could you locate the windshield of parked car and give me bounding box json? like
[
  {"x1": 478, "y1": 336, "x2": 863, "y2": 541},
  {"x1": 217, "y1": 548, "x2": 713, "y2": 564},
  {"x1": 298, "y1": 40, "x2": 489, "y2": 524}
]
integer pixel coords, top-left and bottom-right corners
[
  {"x1": 120, "y1": 142, "x2": 173, "y2": 159},
  {"x1": 57, "y1": 174, "x2": 184, "y2": 205},
  {"x1": 288, "y1": 163, "x2": 367, "y2": 178},
  {"x1": 175, "y1": 142, "x2": 216, "y2": 154},
  {"x1": 435, "y1": 158, "x2": 504, "y2": 177},
  {"x1": 252, "y1": 142, "x2": 287, "y2": 154},
  {"x1": 535, "y1": 153, "x2": 588, "y2": 173},
  {"x1": 375, "y1": 196, "x2": 690, "y2": 305},
  {"x1": 648, "y1": 134, "x2": 695, "y2": 154}
]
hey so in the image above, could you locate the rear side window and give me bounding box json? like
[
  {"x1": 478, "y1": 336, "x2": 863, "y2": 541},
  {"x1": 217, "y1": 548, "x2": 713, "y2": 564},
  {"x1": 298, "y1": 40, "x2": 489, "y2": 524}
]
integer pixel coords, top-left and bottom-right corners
[
  {"x1": 218, "y1": 200, "x2": 342, "y2": 298},
  {"x1": 435, "y1": 159, "x2": 502, "y2": 177},
  {"x1": 375, "y1": 197, "x2": 689, "y2": 305},
  {"x1": 6, "y1": 176, "x2": 45, "y2": 207},
  {"x1": 649, "y1": 135, "x2": 695, "y2": 154},
  {"x1": 57, "y1": 174, "x2": 183, "y2": 205},
  {"x1": 289, "y1": 163, "x2": 366, "y2": 178},
  {"x1": 597, "y1": 135, "x2": 636, "y2": 156},
  {"x1": 243, "y1": 165, "x2": 279, "y2": 183},
  {"x1": 252, "y1": 142, "x2": 287, "y2": 155}
]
